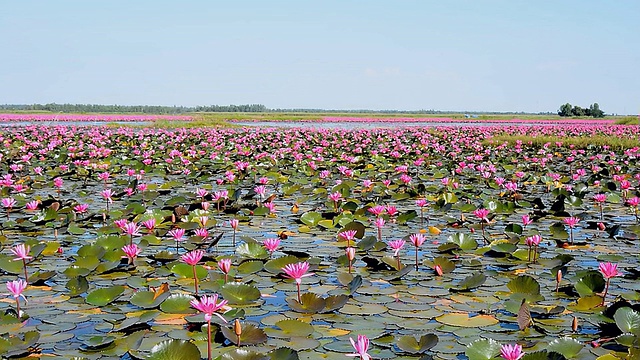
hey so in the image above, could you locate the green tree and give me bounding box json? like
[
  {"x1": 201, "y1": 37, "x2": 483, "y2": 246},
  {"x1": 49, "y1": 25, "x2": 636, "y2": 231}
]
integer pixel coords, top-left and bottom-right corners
[
  {"x1": 558, "y1": 103, "x2": 573, "y2": 117},
  {"x1": 589, "y1": 103, "x2": 605, "y2": 118}
]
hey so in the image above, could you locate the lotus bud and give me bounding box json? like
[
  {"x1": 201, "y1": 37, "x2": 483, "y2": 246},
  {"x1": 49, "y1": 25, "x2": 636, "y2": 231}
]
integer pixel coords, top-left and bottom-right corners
[
  {"x1": 555, "y1": 269, "x2": 562, "y2": 292},
  {"x1": 434, "y1": 264, "x2": 443, "y2": 276},
  {"x1": 171, "y1": 214, "x2": 176, "y2": 223},
  {"x1": 234, "y1": 319, "x2": 242, "y2": 336},
  {"x1": 572, "y1": 316, "x2": 578, "y2": 332}
]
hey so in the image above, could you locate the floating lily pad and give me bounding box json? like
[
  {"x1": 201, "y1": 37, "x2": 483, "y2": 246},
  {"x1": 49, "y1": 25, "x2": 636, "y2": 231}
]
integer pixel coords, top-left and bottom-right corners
[
  {"x1": 219, "y1": 282, "x2": 261, "y2": 305},
  {"x1": 86, "y1": 285, "x2": 125, "y2": 306},
  {"x1": 146, "y1": 340, "x2": 201, "y2": 360}
]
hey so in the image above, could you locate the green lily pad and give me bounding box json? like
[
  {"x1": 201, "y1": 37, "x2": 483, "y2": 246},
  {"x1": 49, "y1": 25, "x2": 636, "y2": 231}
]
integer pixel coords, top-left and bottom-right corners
[
  {"x1": 396, "y1": 334, "x2": 438, "y2": 354},
  {"x1": 221, "y1": 322, "x2": 267, "y2": 345},
  {"x1": 447, "y1": 233, "x2": 478, "y2": 250},
  {"x1": 171, "y1": 263, "x2": 208, "y2": 279},
  {"x1": 265, "y1": 255, "x2": 300, "y2": 274},
  {"x1": 160, "y1": 293, "x2": 197, "y2": 314},
  {"x1": 219, "y1": 282, "x2": 261, "y2": 305},
  {"x1": 130, "y1": 290, "x2": 172, "y2": 309},
  {"x1": 66, "y1": 276, "x2": 89, "y2": 297},
  {"x1": 574, "y1": 270, "x2": 605, "y2": 297},
  {"x1": 146, "y1": 340, "x2": 201, "y2": 360},
  {"x1": 614, "y1": 307, "x2": 640, "y2": 336},
  {"x1": 435, "y1": 313, "x2": 498, "y2": 327},
  {"x1": 450, "y1": 273, "x2": 486, "y2": 292},
  {"x1": 300, "y1": 211, "x2": 322, "y2": 227},
  {"x1": 219, "y1": 349, "x2": 269, "y2": 360},
  {"x1": 507, "y1": 275, "x2": 541, "y2": 295},
  {"x1": 546, "y1": 337, "x2": 584, "y2": 358},
  {"x1": 236, "y1": 242, "x2": 269, "y2": 260},
  {"x1": 86, "y1": 285, "x2": 125, "y2": 306},
  {"x1": 465, "y1": 338, "x2": 502, "y2": 360}
]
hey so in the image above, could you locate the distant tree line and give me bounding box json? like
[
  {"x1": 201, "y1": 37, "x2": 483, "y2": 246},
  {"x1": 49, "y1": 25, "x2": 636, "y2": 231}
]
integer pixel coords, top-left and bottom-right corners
[
  {"x1": 558, "y1": 103, "x2": 605, "y2": 118},
  {"x1": 0, "y1": 103, "x2": 562, "y2": 115},
  {"x1": 0, "y1": 103, "x2": 268, "y2": 114}
]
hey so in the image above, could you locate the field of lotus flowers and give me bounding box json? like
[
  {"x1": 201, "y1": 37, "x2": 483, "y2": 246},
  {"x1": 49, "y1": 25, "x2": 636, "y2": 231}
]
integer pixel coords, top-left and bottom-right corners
[
  {"x1": 2, "y1": 122, "x2": 640, "y2": 359},
  {"x1": 0, "y1": 114, "x2": 193, "y2": 123}
]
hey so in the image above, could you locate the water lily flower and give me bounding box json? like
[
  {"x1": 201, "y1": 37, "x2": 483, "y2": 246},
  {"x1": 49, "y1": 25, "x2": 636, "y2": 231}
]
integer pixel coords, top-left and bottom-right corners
[
  {"x1": 521, "y1": 214, "x2": 533, "y2": 228},
  {"x1": 410, "y1": 233, "x2": 426, "y2": 270},
  {"x1": 1, "y1": 197, "x2": 16, "y2": 218},
  {"x1": 500, "y1": 343, "x2": 524, "y2": 360},
  {"x1": 73, "y1": 203, "x2": 89, "y2": 213},
  {"x1": 282, "y1": 261, "x2": 314, "y2": 303},
  {"x1": 339, "y1": 230, "x2": 358, "y2": 247},
  {"x1": 182, "y1": 249, "x2": 205, "y2": 294},
  {"x1": 346, "y1": 247, "x2": 356, "y2": 273},
  {"x1": 6, "y1": 279, "x2": 27, "y2": 316},
  {"x1": 191, "y1": 294, "x2": 230, "y2": 360},
  {"x1": 168, "y1": 228, "x2": 186, "y2": 253},
  {"x1": 563, "y1": 216, "x2": 580, "y2": 244},
  {"x1": 25, "y1": 200, "x2": 39, "y2": 211},
  {"x1": 374, "y1": 217, "x2": 385, "y2": 242},
  {"x1": 141, "y1": 218, "x2": 156, "y2": 232},
  {"x1": 11, "y1": 244, "x2": 32, "y2": 281},
  {"x1": 229, "y1": 219, "x2": 239, "y2": 246},
  {"x1": 368, "y1": 205, "x2": 385, "y2": 217},
  {"x1": 218, "y1": 258, "x2": 232, "y2": 283},
  {"x1": 346, "y1": 334, "x2": 371, "y2": 360},
  {"x1": 263, "y1": 238, "x2": 280, "y2": 256},
  {"x1": 599, "y1": 262, "x2": 621, "y2": 306},
  {"x1": 122, "y1": 244, "x2": 141, "y2": 264},
  {"x1": 525, "y1": 234, "x2": 542, "y2": 262}
]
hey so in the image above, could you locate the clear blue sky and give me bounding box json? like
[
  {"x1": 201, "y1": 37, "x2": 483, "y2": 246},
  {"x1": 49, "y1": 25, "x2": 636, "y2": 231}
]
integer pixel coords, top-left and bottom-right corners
[{"x1": 1, "y1": 1, "x2": 638, "y2": 114}]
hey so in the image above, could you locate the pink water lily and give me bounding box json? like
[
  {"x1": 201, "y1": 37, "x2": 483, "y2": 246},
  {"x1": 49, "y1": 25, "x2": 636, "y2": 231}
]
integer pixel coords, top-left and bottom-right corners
[
  {"x1": 564, "y1": 216, "x2": 580, "y2": 244},
  {"x1": 339, "y1": 229, "x2": 358, "y2": 247},
  {"x1": 263, "y1": 238, "x2": 280, "y2": 256},
  {"x1": 11, "y1": 244, "x2": 32, "y2": 281},
  {"x1": 6, "y1": 279, "x2": 27, "y2": 315},
  {"x1": 182, "y1": 249, "x2": 205, "y2": 295},
  {"x1": 218, "y1": 258, "x2": 232, "y2": 283},
  {"x1": 283, "y1": 261, "x2": 314, "y2": 303},
  {"x1": 599, "y1": 262, "x2": 621, "y2": 306},
  {"x1": 122, "y1": 244, "x2": 141, "y2": 264},
  {"x1": 346, "y1": 334, "x2": 371, "y2": 360},
  {"x1": 500, "y1": 343, "x2": 524, "y2": 360},
  {"x1": 191, "y1": 294, "x2": 230, "y2": 360},
  {"x1": 410, "y1": 233, "x2": 426, "y2": 270}
]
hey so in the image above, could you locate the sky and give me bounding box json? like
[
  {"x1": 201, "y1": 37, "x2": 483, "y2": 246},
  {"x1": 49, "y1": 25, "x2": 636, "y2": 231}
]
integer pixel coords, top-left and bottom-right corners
[{"x1": 1, "y1": 1, "x2": 639, "y2": 114}]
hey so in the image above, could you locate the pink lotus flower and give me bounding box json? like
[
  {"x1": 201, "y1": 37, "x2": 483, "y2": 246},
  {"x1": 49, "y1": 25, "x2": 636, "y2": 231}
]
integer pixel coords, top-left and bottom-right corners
[
  {"x1": 564, "y1": 217, "x2": 580, "y2": 228},
  {"x1": 1, "y1": 197, "x2": 16, "y2": 209},
  {"x1": 368, "y1": 205, "x2": 385, "y2": 216},
  {"x1": 385, "y1": 205, "x2": 398, "y2": 216},
  {"x1": 410, "y1": 233, "x2": 426, "y2": 270},
  {"x1": 25, "y1": 200, "x2": 39, "y2": 210},
  {"x1": 190, "y1": 294, "x2": 230, "y2": 323},
  {"x1": 434, "y1": 264, "x2": 443, "y2": 276},
  {"x1": 339, "y1": 230, "x2": 358, "y2": 247},
  {"x1": 73, "y1": 204, "x2": 89, "y2": 213},
  {"x1": 599, "y1": 262, "x2": 621, "y2": 279},
  {"x1": 229, "y1": 219, "x2": 239, "y2": 246},
  {"x1": 6, "y1": 279, "x2": 27, "y2": 315},
  {"x1": 473, "y1": 208, "x2": 490, "y2": 222},
  {"x1": 114, "y1": 219, "x2": 128, "y2": 229},
  {"x1": 263, "y1": 238, "x2": 280, "y2": 255},
  {"x1": 101, "y1": 189, "x2": 115, "y2": 204},
  {"x1": 346, "y1": 334, "x2": 371, "y2": 360},
  {"x1": 599, "y1": 262, "x2": 621, "y2": 306},
  {"x1": 196, "y1": 188, "x2": 208, "y2": 198},
  {"x1": 141, "y1": 218, "x2": 156, "y2": 231},
  {"x1": 122, "y1": 244, "x2": 141, "y2": 263},
  {"x1": 521, "y1": 214, "x2": 533, "y2": 227},
  {"x1": 194, "y1": 228, "x2": 209, "y2": 238},
  {"x1": 11, "y1": 244, "x2": 32, "y2": 261},
  {"x1": 500, "y1": 343, "x2": 524, "y2": 360},
  {"x1": 182, "y1": 249, "x2": 205, "y2": 266},
  {"x1": 283, "y1": 261, "x2": 314, "y2": 303},
  {"x1": 388, "y1": 239, "x2": 406, "y2": 257},
  {"x1": 218, "y1": 258, "x2": 232, "y2": 276},
  {"x1": 122, "y1": 222, "x2": 142, "y2": 236},
  {"x1": 168, "y1": 228, "x2": 186, "y2": 240},
  {"x1": 593, "y1": 193, "x2": 607, "y2": 203},
  {"x1": 53, "y1": 177, "x2": 64, "y2": 188}
]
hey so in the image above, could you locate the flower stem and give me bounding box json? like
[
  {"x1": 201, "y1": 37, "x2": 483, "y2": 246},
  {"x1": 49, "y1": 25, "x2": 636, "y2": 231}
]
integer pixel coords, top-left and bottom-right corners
[
  {"x1": 192, "y1": 265, "x2": 199, "y2": 296},
  {"x1": 207, "y1": 319, "x2": 212, "y2": 360},
  {"x1": 415, "y1": 246, "x2": 419, "y2": 271},
  {"x1": 22, "y1": 259, "x2": 28, "y2": 283},
  {"x1": 296, "y1": 283, "x2": 301, "y2": 303},
  {"x1": 602, "y1": 278, "x2": 610, "y2": 306}
]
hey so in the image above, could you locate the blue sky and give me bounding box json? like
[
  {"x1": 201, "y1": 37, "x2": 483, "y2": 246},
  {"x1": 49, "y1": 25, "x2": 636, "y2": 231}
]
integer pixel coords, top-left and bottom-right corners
[{"x1": 1, "y1": 1, "x2": 638, "y2": 114}]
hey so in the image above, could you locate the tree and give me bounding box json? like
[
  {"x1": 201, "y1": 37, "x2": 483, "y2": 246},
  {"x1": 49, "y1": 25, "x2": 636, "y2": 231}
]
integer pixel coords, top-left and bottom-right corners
[
  {"x1": 589, "y1": 103, "x2": 605, "y2": 118},
  {"x1": 558, "y1": 103, "x2": 573, "y2": 117},
  {"x1": 571, "y1": 105, "x2": 585, "y2": 116}
]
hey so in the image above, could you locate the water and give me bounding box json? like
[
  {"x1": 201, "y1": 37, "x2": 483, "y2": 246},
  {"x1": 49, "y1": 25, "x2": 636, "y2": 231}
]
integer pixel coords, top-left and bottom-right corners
[
  {"x1": 233, "y1": 121, "x2": 559, "y2": 129},
  {"x1": 0, "y1": 121, "x2": 153, "y2": 127}
]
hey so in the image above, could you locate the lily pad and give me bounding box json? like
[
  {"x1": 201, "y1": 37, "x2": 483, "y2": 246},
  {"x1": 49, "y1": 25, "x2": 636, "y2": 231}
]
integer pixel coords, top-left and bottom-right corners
[
  {"x1": 146, "y1": 340, "x2": 201, "y2": 360},
  {"x1": 86, "y1": 285, "x2": 125, "y2": 306}
]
